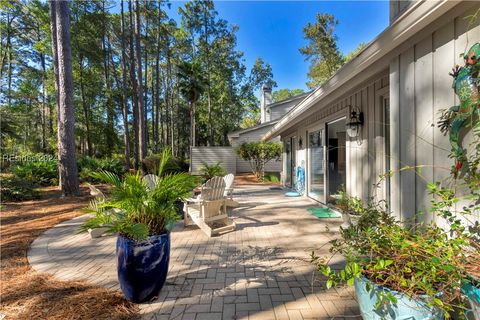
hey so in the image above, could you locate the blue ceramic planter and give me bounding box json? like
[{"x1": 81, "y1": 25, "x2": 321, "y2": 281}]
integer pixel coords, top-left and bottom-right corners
[
  {"x1": 116, "y1": 233, "x2": 170, "y2": 303},
  {"x1": 354, "y1": 276, "x2": 444, "y2": 320},
  {"x1": 462, "y1": 281, "x2": 480, "y2": 319}
]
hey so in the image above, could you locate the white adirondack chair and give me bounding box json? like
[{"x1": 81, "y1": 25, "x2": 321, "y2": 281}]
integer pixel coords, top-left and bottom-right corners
[
  {"x1": 223, "y1": 173, "x2": 239, "y2": 208},
  {"x1": 184, "y1": 176, "x2": 236, "y2": 237},
  {"x1": 143, "y1": 174, "x2": 160, "y2": 189},
  {"x1": 223, "y1": 173, "x2": 234, "y2": 199},
  {"x1": 86, "y1": 184, "x2": 109, "y2": 238}
]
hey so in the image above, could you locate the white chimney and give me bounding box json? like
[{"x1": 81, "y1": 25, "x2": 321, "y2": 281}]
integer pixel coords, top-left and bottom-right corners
[{"x1": 260, "y1": 83, "x2": 273, "y2": 123}]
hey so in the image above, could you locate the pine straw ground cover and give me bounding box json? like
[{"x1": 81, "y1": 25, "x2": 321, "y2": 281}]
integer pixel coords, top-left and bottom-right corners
[{"x1": 0, "y1": 185, "x2": 139, "y2": 319}]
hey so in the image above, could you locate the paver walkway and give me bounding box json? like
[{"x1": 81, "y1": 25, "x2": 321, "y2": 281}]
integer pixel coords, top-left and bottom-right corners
[{"x1": 28, "y1": 185, "x2": 361, "y2": 320}]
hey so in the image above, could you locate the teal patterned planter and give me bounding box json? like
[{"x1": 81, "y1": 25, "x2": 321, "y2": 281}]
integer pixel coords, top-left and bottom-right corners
[
  {"x1": 354, "y1": 276, "x2": 444, "y2": 320},
  {"x1": 462, "y1": 280, "x2": 480, "y2": 320}
]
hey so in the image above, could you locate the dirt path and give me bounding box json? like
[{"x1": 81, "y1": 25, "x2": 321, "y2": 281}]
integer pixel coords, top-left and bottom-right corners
[{"x1": 0, "y1": 185, "x2": 139, "y2": 320}]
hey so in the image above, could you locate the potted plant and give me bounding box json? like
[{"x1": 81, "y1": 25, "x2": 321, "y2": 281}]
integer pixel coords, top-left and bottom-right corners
[
  {"x1": 312, "y1": 196, "x2": 468, "y2": 319},
  {"x1": 428, "y1": 174, "x2": 480, "y2": 319},
  {"x1": 335, "y1": 186, "x2": 362, "y2": 227},
  {"x1": 81, "y1": 150, "x2": 197, "y2": 303}
]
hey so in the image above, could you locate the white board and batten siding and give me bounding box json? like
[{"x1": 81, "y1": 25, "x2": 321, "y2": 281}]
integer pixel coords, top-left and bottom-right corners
[
  {"x1": 283, "y1": 72, "x2": 390, "y2": 201},
  {"x1": 190, "y1": 147, "x2": 236, "y2": 175},
  {"x1": 389, "y1": 3, "x2": 480, "y2": 224},
  {"x1": 269, "y1": 95, "x2": 309, "y2": 122}
]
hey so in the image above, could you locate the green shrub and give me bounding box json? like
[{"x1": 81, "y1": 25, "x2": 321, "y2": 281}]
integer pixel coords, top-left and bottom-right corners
[
  {"x1": 11, "y1": 158, "x2": 58, "y2": 186},
  {"x1": 142, "y1": 153, "x2": 186, "y2": 176},
  {"x1": 263, "y1": 172, "x2": 280, "y2": 183},
  {"x1": 78, "y1": 156, "x2": 125, "y2": 182},
  {"x1": 236, "y1": 141, "x2": 282, "y2": 181},
  {"x1": 199, "y1": 162, "x2": 226, "y2": 181},
  {"x1": 0, "y1": 175, "x2": 39, "y2": 201}
]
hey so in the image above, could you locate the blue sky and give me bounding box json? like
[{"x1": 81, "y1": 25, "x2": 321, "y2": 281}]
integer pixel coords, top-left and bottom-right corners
[{"x1": 166, "y1": 1, "x2": 390, "y2": 92}]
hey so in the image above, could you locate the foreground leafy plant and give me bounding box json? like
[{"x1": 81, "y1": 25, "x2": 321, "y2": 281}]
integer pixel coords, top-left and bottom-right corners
[
  {"x1": 312, "y1": 196, "x2": 469, "y2": 317},
  {"x1": 81, "y1": 150, "x2": 197, "y2": 240}
]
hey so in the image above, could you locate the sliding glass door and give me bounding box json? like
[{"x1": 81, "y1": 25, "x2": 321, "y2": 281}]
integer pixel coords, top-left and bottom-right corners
[
  {"x1": 326, "y1": 118, "x2": 347, "y2": 204},
  {"x1": 308, "y1": 129, "x2": 325, "y2": 202}
]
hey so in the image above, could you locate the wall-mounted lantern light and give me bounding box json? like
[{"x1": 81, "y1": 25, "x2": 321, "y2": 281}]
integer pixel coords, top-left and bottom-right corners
[
  {"x1": 346, "y1": 106, "x2": 364, "y2": 138},
  {"x1": 298, "y1": 137, "x2": 303, "y2": 149}
]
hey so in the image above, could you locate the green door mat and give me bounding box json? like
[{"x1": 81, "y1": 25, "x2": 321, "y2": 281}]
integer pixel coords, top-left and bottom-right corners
[{"x1": 307, "y1": 207, "x2": 341, "y2": 218}]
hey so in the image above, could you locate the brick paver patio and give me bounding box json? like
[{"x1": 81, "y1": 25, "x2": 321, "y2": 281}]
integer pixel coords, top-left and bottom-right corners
[{"x1": 28, "y1": 185, "x2": 361, "y2": 320}]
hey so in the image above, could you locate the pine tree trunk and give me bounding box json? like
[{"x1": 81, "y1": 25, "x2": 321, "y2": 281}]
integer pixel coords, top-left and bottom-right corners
[
  {"x1": 78, "y1": 55, "x2": 92, "y2": 156},
  {"x1": 203, "y1": 6, "x2": 214, "y2": 146},
  {"x1": 128, "y1": 0, "x2": 139, "y2": 169},
  {"x1": 50, "y1": 0, "x2": 79, "y2": 196},
  {"x1": 102, "y1": 0, "x2": 114, "y2": 156},
  {"x1": 143, "y1": 17, "x2": 149, "y2": 150},
  {"x1": 134, "y1": 0, "x2": 147, "y2": 164},
  {"x1": 120, "y1": 0, "x2": 131, "y2": 170},
  {"x1": 153, "y1": 2, "x2": 161, "y2": 152},
  {"x1": 190, "y1": 101, "x2": 196, "y2": 148}
]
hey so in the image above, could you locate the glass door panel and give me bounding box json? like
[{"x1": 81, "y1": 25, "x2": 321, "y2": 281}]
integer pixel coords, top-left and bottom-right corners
[
  {"x1": 308, "y1": 129, "x2": 325, "y2": 202},
  {"x1": 326, "y1": 118, "x2": 347, "y2": 204}
]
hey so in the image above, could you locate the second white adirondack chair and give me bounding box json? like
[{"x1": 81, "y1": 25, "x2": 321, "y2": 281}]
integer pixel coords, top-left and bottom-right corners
[
  {"x1": 184, "y1": 176, "x2": 236, "y2": 237},
  {"x1": 223, "y1": 173, "x2": 234, "y2": 199}
]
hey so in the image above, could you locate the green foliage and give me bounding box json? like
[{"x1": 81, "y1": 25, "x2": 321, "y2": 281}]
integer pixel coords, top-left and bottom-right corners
[
  {"x1": 300, "y1": 14, "x2": 367, "y2": 89},
  {"x1": 248, "y1": 58, "x2": 277, "y2": 90},
  {"x1": 142, "y1": 153, "x2": 188, "y2": 176},
  {"x1": 177, "y1": 60, "x2": 207, "y2": 105},
  {"x1": 312, "y1": 197, "x2": 467, "y2": 316},
  {"x1": 300, "y1": 13, "x2": 344, "y2": 89},
  {"x1": 199, "y1": 162, "x2": 226, "y2": 181},
  {"x1": 82, "y1": 150, "x2": 198, "y2": 241},
  {"x1": 77, "y1": 156, "x2": 126, "y2": 182},
  {"x1": 272, "y1": 88, "x2": 305, "y2": 103},
  {"x1": 239, "y1": 117, "x2": 260, "y2": 129},
  {"x1": 0, "y1": 175, "x2": 39, "y2": 201},
  {"x1": 11, "y1": 158, "x2": 58, "y2": 186},
  {"x1": 344, "y1": 42, "x2": 367, "y2": 62},
  {"x1": 2, "y1": 0, "x2": 277, "y2": 163},
  {"x1": 263, "y1": 172, "x2": 280, "y2": 183},
  {"x1": 236, "y1": 142, "x2": 282, "y2": 181},
  {"x1": 335, "y1": 186, "x2": 364, "y2": 216}
]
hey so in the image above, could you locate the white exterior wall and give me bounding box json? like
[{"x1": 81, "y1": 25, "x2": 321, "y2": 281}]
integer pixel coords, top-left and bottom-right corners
[
  {"x1": 389, "y1": 3, "x2": 480, "y2": 223},
  {"x1": 278, "y1": 2, "x2": 479, "y2": 224},
  {"x1": 270, "y1": 98, "x2": 305, "y2": 122},
  {"x1": 281, "y1": 72, "x2": 390, "y2": 202},
  {"x1": 190, "y1": 147, "x2": 236, "y2": 175}
]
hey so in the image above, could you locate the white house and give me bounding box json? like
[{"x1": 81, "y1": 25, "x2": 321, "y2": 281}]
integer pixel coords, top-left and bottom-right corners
[{"x1": 263, "y1": 0, "x2": 480, "y2": 223}]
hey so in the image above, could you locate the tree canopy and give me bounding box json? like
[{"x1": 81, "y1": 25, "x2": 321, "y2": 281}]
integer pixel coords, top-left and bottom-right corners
[
  {"x1": 300, "y1": 13, "x2": 367, "y2": 89},
  {"x1": 0, "y1": 0, "x2": 277, "y2": 166},
  {"x1": 272, "y1": 88, "x2": 305, "y2": 103}
]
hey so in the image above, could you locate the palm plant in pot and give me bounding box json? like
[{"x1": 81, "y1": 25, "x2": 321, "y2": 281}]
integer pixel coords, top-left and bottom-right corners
[
  {"x1": 312, "y1": 194, "x2": 469, "y2": 319},
  {"x1": 81, "y1": 150, "x2": 197, "y2": 303}
]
